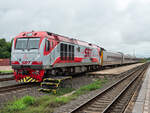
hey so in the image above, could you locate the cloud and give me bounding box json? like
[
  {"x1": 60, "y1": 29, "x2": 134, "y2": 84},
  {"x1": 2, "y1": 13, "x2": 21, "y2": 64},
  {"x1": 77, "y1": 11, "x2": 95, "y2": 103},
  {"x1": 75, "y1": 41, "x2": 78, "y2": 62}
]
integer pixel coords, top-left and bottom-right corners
[
  {"x1": 0, "y1": 0, "x2": 150, "y2": 57},
  {"x1": 120, "y1": 0, "x2": 150, "y2": 45}
]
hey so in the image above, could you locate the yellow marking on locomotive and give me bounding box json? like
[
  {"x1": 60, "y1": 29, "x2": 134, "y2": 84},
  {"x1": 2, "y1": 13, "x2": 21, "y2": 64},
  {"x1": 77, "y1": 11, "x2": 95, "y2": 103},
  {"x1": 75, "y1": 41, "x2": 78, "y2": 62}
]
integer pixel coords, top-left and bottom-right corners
[
  {"x1": 23, "y1": 77, "x2": 26, "y2": 82},
  {"x1": 26, "y1": 76, "x2": 30, "y2": 80},
  {"x1": 18, "y1": 76, "x2": 38, "y2": 83},
  {"x1": 27, "y1": 78, "x2": 33, "y2": 82},
  {"x1": 31, "y1": 79, "x2": 36, "y2": 82}
]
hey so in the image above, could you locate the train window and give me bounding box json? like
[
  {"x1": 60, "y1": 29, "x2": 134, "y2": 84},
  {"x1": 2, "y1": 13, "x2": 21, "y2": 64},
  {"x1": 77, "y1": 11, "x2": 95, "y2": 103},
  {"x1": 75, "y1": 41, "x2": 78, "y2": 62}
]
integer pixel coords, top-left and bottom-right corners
[
  {"x1": 60, "y1": 43, "x2": 74, "y2": 61},
  {"x1": 60, "y1": 43, "x2": 63, "y2": 52},
  {"x1": 69, "y1": 45, "x2": 72, "y2": 60},
  {"x1": 28, "y1": 38, "x2": 40, "y2": 49},
  {"x1": 60, "y1": 43, "x2": 64, "y2": 60},
  {"x1": 72, "y1": 46, "x2": 74, "y2": 60},
  {"x1": 64, "y1": 44, "x2": 67, "y2": 60},
  {"x1": 107, "y1": 56, "x2": 121, "y2": 60},
  {"x1": 45, "y1": 40, "x2": 50, "y2": 52},
  {"x1": 77, "y1": 47, "x2": 80, "y2": 52},
  {"x1": 15, "y1": 38, "x2": 28, "y2": 49}
]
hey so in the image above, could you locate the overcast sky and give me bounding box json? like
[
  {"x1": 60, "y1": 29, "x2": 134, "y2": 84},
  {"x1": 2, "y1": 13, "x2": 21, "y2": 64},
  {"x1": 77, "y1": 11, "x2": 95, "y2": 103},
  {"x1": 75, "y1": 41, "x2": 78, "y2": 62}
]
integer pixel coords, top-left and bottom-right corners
[{"x1": 0, "y1": 0, "x2": 150, "y2": 57}]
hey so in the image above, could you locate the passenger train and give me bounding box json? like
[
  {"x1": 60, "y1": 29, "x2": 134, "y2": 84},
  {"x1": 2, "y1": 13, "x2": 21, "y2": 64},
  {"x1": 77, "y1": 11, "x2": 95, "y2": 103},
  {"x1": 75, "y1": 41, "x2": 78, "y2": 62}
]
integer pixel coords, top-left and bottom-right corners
[{"x1": 11, "y1": 31, "x2": 140, "y2": 83}]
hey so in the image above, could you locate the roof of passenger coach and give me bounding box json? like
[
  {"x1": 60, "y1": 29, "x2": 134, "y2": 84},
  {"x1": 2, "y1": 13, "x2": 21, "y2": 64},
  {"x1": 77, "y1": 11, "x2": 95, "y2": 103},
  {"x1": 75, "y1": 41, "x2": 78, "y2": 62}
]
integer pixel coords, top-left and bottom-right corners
[{"x1": 104, "y1": 50, "x2": 123, "y2": 55}]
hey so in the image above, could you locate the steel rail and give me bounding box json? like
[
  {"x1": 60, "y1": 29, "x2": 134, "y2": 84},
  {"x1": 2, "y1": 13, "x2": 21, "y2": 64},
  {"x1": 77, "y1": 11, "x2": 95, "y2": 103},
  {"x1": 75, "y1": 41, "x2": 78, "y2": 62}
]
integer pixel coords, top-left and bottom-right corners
[
  {"x1": 69, "y1": 64, "x2": 148, "y2": 113},
  {"x1": 0, "y1": 77, "x2": 14, "y2": 82},
  {"x1": 102, "y1": 65, "x2": 147, "y2": 113},
  {"x1": 0, "y1": 83, "x2": 38, "y2": 93}
]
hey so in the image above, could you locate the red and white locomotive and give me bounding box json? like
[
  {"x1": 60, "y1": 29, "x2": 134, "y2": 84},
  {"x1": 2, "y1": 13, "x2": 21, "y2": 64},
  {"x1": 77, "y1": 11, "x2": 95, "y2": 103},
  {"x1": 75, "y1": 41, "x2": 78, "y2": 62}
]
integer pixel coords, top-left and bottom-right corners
[
  {"x1": 11, "y1": 31, "x2": 139, "y2": 83},
  {"x1": 11, "y1": 31, "x2": 103, "y2": 82}
]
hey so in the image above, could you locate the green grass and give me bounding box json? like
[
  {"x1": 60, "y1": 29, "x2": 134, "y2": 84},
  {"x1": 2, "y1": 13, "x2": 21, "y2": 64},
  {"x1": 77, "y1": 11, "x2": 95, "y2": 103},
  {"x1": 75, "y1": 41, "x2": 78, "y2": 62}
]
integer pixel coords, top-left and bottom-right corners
[
  {"x1": 0, "y1": 70, "x2": 13, "y2": 74},
  {"x1": 1, "y1": 78, "x2": 107, "y2": 113},
  {"x1": 74, "y1": 79, "x2": 107, "y2": 96},
  {"x1": 0, "y1": 96, "x2": 35, "y2": 113},
  {"x1": 55, "y1": 87, "x2": 74, "y2": 96},
  {"x1": 20, "y1": 95, "x2": 75, "y2": 113}
]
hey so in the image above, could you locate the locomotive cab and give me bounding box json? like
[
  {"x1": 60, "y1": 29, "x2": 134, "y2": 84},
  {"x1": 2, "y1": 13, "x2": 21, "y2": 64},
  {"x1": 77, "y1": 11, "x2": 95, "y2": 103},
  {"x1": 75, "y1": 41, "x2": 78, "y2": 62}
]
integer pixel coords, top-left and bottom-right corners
[
  {"x1": 11, "y1": 32, "x2": 47, "y2": 82},
  {"x1": 11, "y1": 37, "x2": 43, "y2": 68}
]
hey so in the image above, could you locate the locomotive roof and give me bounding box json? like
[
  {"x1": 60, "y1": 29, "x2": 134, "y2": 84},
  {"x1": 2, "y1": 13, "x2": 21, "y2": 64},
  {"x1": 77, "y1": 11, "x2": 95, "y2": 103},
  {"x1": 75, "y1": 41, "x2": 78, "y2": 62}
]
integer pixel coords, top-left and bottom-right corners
[
  {"x1": 46, "y1": 31, "x2": 102, "y2": 48},
  {"x1": 16, "y1": 31, "x2": 104, "y2": 49}
]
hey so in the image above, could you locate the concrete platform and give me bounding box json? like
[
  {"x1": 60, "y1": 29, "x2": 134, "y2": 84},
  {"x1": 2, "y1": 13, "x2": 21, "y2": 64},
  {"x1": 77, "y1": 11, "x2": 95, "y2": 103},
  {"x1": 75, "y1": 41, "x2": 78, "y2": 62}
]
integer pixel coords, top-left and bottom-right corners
[
  {"x1": 132, "y1": 66, "x2": 150, "y2": 113},
  {"x1": 88, "y1": 63, "x2": 143, "y2": 75}
]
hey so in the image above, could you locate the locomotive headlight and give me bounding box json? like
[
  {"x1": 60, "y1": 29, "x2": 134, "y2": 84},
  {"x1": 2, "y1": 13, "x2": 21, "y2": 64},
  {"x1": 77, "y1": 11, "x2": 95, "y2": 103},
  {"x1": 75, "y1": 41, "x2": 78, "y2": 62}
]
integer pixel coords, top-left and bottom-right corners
[
  {"x1": 12, "y1": 55, "x2": 15, "y2": 58},
  {"x1": 12, "y1": 54, "x2": 17, "y2": 60}
]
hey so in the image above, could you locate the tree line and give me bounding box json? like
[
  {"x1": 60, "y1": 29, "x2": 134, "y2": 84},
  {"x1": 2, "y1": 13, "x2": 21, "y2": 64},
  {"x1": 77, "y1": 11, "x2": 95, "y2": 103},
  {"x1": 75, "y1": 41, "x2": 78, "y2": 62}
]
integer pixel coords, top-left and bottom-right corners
[{"x1": 0, "y1": 38, "x2": 11, "y2": 58}]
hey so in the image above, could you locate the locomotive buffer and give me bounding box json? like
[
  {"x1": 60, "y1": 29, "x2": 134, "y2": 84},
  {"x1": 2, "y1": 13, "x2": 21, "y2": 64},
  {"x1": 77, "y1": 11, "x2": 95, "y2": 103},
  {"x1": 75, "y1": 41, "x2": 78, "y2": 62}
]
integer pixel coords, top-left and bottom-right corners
[{"x1": 39, "y1": 76, "x2": 72, "y2": 93}]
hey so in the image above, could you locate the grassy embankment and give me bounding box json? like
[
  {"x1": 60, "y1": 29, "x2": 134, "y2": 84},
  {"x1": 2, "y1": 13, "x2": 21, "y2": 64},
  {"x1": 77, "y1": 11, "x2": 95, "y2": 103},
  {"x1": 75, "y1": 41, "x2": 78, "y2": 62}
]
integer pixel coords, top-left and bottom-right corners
[
  {"x1": 0, "y1": 78, "x2": 107, "y2": 113},
  {"x1": 0, "y1": 70, "x2": 13, "y2": 74}
]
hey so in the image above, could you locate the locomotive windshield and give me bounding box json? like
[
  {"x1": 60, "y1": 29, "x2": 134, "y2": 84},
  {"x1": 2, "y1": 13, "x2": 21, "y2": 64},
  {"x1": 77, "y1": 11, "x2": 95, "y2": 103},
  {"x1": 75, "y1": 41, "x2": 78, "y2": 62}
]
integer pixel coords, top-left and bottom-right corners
[{"x1": 15, "y1": 38, "x2": 40, "y2": 50}]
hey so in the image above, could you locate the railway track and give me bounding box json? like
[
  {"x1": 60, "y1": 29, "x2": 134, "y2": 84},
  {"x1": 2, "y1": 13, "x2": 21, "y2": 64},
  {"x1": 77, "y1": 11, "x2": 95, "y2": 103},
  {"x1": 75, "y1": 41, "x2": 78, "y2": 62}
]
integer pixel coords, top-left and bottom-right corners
[
  {"x1": 0, "y1": 77, "x2": 14, "y2": 82},
  {"x1": 70, "y1": 63, "x2": 148, "y2": 113},
  {"x1": 0, "y1": 83, "x2": 38, "y2": 93},
  {"x1": 0, "y1": 74, "x2": 14, "y2": 82}
]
